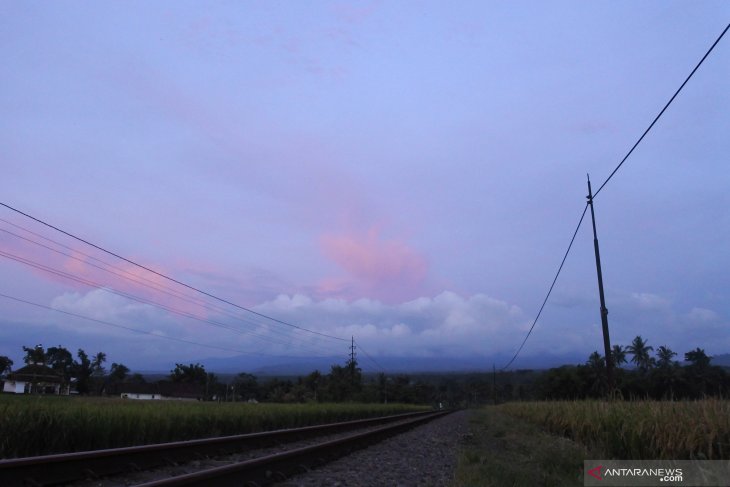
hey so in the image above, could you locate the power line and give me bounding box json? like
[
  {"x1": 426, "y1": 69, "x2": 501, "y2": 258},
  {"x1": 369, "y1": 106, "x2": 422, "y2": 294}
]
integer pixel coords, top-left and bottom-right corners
[
  {"x1": 0, "y1": 224, "x2": 337, "y2": 347},
  {"x1": 0, "y1": 201, "x2": 347, "y2": 342},
  {"x1": 0, "y1": 249, "x2": 340, "y2": 357},
  {"x1": 355, "y1": 340, "x2": 386, "y2": 372},
  {"x1": 0, "y1": 291, "x2": 286, "y2": 358},
  {"x1": 500, "y1": 23, "x2": 729, "y2": 370},
  {"x1": 500, "y1": 203, "x2": 589, "y2": 370},
  {"x1": 0, "y1": 226, "x2": 217, "y2": 311},
  {"x1": 0, "y1": 216, "x2": 206, "y2": 306},
  {"x1": 593, "y1": 22, "x2": 729, "y2": 198}
]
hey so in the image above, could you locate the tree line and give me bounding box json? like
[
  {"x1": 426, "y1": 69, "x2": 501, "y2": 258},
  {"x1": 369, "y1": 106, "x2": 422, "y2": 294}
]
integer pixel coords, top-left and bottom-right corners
[
  {"x1": 166, "y1": 357, "x2": 448, "y2": 405},
  {"x1": 0, "y1": 345, "x2": 448, "y2": 404},
  {"x1": 3, "y1": 337, "x2": 723, "y2": 403},
  {"x1": 535, "y1": 336, "x2": 728, "y2": 400}
]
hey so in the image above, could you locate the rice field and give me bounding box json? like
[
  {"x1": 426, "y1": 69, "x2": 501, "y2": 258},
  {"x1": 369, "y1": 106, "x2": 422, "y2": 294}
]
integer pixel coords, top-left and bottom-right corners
[
  {"x1": 0, "y1": 395, "x2": 428, "y2": 458},
  {"x1": 498, "y1": 399, "x2": 730, "y2": 460}
]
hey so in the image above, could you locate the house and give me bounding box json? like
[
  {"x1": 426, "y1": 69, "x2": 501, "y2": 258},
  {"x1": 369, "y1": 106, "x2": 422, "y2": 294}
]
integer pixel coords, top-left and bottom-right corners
[
  {"x1": 109, "y1": 381, "x2": 203, "y2": 401},
  {"x1": 2, "y1": 364, "x2": 69, "y2": 395}
]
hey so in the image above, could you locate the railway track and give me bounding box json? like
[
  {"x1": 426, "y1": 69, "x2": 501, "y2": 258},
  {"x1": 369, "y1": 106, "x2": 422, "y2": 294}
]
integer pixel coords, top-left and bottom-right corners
[{"x1": 0, "y1": 409, "x2": 450, "y2": 486}]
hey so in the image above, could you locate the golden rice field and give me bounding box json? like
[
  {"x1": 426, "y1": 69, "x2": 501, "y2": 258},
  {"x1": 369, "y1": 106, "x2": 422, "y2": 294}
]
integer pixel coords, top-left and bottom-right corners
[
  {"x1": 0, "y1": 395, "x2": 428, "y2": 458},
  {"x1": 499, "y1": 399, "x2": 730, "y2": 460}
]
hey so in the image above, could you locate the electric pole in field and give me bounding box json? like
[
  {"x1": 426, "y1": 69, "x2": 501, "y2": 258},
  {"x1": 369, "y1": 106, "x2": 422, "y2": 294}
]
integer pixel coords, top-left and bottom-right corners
[
  {"x1": 349, "y1": 336, "x2": 357, "y2": 385},
  {"x1": 587, "y1": 175, "x2": 614, "y2": 393}
]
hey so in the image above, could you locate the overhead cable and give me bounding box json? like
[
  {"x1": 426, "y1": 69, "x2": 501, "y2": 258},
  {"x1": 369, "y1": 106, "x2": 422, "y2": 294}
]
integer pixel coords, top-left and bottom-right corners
[
  {"x1": 0, "y1": 224, "x2": 333, "y2": 345},
  {"x1": 0, "y1": 249, "x2": 340, "y2": 357},
  {"x1": 501, "y1": 203, "x2": 589, "y2": 370},
  {"x1": 355, "y1": 340, "x2": 386, "y2": 372},
  {"x1": 593, "y1": 23, "x2": 729, "y2": 198},
  {"x1": 0, "y1": 292, "x2": 289, "y2": 357},
  {"x1": 0, "y1": 201, "x2": 347, "y2": 342}
]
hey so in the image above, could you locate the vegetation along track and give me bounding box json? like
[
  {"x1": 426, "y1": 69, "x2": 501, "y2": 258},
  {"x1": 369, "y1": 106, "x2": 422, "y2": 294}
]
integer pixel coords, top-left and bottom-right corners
[{"x1": 0, "y1": 409, "x2": 449, "y2": 486}]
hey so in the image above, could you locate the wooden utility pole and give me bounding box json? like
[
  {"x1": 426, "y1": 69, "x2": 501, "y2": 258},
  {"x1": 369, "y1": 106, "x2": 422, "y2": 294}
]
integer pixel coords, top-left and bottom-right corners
[{"x1": 587, "y1": 175, "x2": 614, "y2": 392}]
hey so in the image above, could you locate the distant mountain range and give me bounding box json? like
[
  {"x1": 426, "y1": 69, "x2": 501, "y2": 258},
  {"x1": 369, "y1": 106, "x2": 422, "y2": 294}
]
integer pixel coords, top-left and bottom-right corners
[
  {"x1": 138, "y1": 352, "x2": 730, "y2": 377},
  {"x1": 710, "y1": 354, "x2": 730, "y2": 367},
  {"x1": 138, "y1": 351, "x2": 586, "y2": 376}
]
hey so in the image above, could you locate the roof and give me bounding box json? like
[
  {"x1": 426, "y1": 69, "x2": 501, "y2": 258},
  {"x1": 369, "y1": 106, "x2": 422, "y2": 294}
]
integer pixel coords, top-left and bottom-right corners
[{"x1": 7, "y1": 364, "x2": 64, "y2": 383}]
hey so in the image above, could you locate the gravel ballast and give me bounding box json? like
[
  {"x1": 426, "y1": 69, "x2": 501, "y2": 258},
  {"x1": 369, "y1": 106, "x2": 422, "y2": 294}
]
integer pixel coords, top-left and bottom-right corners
[{"x1": 279, "y1": 409, "x2": 471, "y2": 486}]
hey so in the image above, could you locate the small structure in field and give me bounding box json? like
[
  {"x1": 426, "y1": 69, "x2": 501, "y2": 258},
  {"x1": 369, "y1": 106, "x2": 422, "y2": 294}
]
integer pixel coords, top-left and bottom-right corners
[
  {"x1": 2, "y1": 364, "x2": 68, "y2": 395},
  {"x1": 112, "y1": 381, "x2": 203, "y2": 401}
]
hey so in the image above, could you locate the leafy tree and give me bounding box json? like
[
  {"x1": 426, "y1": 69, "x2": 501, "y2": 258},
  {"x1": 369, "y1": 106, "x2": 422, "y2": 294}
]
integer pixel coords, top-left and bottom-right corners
[
  {"x1": 170, "y1": 363, "x2": 207, "y2": 384},
  {"x1": 302, "y1": 370, "x2": 321, "y2": 401},
  {"x1": 108, "y1": 363, "x2": 130, "y2": 383},
  {"x1": 536, "y1": 366, "x2": 587, "y2": 399},
  {"x1": 649, "y1": 346, "x2": 681, "y2": 399},
  {"x1": 261, "y1": 377, "x2": 293, "y2": 402},
  {"x1": 682, "y1": 348, "x2": 716, "y2": 398},
  {"x1": 324, "y1": 364, "x2": 352, "y2": 402},
  {"x1": 23, "y1": 344, "x2": 46, "y2": 365},
  {"x1": 92, "y1": 352, "x2": 107, "y2": 374},
  {"x1": 685, "y1": 348, "x2": 711, "y2": 370},
  {"x1": 233, "y1": 373, "x2": 259, "y2": 401},
  {"x1": 627, "y1": 336, "x2": 655, "y2": 372},
  {"x1": 0, "y1": 356, "x2": 13, "y2": 377},
  {"x1": 46, "y1": 346, "x2": 74, "y2": 383},
  {"x1": 128, "y1": 373, "x2": 146, "y2": 384}
]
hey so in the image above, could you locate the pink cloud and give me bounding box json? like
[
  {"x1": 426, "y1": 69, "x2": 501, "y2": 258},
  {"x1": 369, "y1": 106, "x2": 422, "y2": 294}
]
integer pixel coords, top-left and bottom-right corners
[
  {"x1": 0, "y1": 225, "x2": 216, "y2": 320},
  {"x1": 319, "y1": 227, "x2": 428, "y2": 302}
]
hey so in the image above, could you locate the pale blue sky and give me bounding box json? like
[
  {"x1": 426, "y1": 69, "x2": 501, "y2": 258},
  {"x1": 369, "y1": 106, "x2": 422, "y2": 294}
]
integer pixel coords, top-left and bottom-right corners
[{"x1": 1, "y1": 1, "x2": 728, "y2": 370}]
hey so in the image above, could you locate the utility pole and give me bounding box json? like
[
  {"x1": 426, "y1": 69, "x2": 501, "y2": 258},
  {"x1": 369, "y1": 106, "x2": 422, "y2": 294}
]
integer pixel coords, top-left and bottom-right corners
[
  {"x1": 587, "y1": 175, "x2": 614, "y2": 393},
  {"x1": 349, "y1": 337, "x2": 357, "y2": 385}
]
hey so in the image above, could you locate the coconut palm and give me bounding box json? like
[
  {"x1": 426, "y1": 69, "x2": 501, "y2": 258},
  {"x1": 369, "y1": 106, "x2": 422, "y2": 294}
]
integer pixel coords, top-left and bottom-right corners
[
  {"x1": 627, "y1": 335, "x2": 654, "y2": 372},
  {"x1": 611, "y1": 345, "x2": 627, "y2": 368},
  {"x1": 656, "y1": 346, "x2": 677, "y2": 369},
  {"x1": 585, "y1": 351, "x2": 607, "y2": 396}
]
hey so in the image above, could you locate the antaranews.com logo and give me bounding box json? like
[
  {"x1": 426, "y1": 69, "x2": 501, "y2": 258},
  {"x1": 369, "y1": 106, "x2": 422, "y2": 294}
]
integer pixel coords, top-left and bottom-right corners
[
  {"x1": 584, "y1": 460, "x2": 730, "y2": 486},
  {"x1": 586, "y1": 464, "x2": 683, "y2": 484}
]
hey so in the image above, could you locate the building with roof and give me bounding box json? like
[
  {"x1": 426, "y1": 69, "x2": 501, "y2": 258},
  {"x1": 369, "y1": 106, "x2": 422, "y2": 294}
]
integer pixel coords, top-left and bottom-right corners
[
  {"x1": 107, "y1": 381, "x2": 203, "y2": 401},
  {"x1": 2, "y1": 364, "x2": 69, "y2": 395}
]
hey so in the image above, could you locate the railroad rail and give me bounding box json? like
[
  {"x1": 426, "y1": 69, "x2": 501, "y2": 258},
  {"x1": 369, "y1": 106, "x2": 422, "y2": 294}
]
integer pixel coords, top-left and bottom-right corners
[
  {"x1": 137, "y1": 409, "x2": 451, "y2": 486},
  {"x1": 0, "y1": 409, "x2": 446, "y2": 486}
]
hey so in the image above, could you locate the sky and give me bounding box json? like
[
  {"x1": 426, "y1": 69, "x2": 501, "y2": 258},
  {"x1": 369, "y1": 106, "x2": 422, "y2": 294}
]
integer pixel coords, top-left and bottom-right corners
[{"x1": 1, "y1": 1, "x2": 729, "y2": 373}]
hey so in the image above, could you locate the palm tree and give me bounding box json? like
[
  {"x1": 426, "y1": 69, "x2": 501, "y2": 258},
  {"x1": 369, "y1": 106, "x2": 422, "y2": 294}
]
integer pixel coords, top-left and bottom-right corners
[
  {"x1": 585, "y1": 351, "x2": 607, "y2": 396},
  {"x1": 587, "y1": 351, "x2": 605, "y2": 370},
  {"x1": 656, "y1": 346, "x2": 677, "y2": 369},
  {"x1": 654, "y1": 345, "x2": 679, "y2": 399},
  {"x1": 627, "y1": 335, "x2": 654, "y2": 372},
  {"x1": 611, "y1": 345, "x2": 627, "y2": 368},
  {"x1": 684, "y1": 348, "x2": 712, "y2": 398}
]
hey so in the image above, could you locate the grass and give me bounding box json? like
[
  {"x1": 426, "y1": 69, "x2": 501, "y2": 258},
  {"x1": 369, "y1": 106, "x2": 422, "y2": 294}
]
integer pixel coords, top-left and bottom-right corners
[
  {"x1": 454, "y1": 399, "x2": 730, "y2": 486},
  {"x1": 0, "y1": 395, "x2": 428, "y2": 458},
  {"x1": 453, "y1": 407, "x2": 590, "y2": 486},
  {"x1": 499, "y1": 399, "x2": 730, "y2": 460}
]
